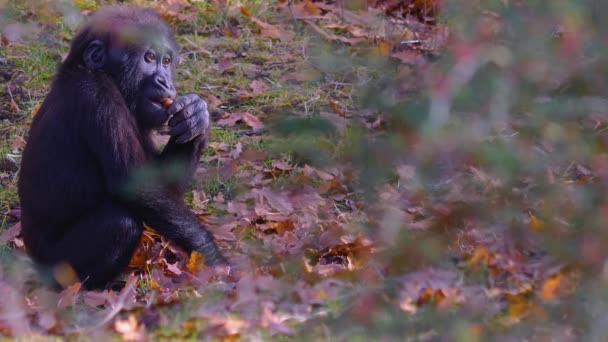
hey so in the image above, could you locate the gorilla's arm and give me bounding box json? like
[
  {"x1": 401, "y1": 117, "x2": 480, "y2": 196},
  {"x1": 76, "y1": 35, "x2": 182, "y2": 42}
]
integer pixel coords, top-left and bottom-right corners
[
  {"x1": 157, "y1": 93, "x2": 211, "y2": 192},
  {"x1": 86, "y1": 83, "x2": 225, "y2": 265},
  {"x1": 158, "y1": 134, "x2": 206, "y2": 194}
]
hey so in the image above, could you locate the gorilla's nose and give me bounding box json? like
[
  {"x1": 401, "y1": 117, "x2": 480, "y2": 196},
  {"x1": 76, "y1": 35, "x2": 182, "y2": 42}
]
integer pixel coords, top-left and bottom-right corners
[{"x1": 155, "y1": 75, "x2": 176, "y2": 97}]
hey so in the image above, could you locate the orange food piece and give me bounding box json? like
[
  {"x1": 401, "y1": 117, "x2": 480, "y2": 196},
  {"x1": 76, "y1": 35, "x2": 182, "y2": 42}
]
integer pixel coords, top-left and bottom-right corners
[{"x1": 160, "y1": 97, "x2": 173, "y2": 108}]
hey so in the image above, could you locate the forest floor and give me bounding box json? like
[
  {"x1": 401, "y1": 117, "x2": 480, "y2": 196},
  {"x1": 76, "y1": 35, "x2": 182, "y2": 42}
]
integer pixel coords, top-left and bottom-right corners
[{"x1": 0, "y1": 0, "x2": 599, "y2": 340}]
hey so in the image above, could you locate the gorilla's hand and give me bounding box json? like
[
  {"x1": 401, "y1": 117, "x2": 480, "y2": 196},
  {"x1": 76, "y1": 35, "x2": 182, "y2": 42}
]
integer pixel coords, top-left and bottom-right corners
[{"x1": 166, "y1": 94, "x2": 210, "y2": 144}]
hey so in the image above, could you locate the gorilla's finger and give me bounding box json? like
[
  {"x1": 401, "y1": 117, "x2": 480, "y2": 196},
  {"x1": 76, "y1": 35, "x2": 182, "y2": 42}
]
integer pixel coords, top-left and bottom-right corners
[
  {"x1": 176, "y1": 130, "x2": 196, "y2": 144},
  {"x1": 166, "y1": 94, "x2": 199, "y2": 116},
  {"x1": 176, "y1": 118, "x2": 206, "y2": 144},
  {"x1": 168, "y1": 101, "x2": 204, "y2": 126},
  {"x1": 170, "y1": 115, "x2": 200, "y2": 137},
  {"x1": 168, "y1": 110, "x2": 186, "y2": 127}
]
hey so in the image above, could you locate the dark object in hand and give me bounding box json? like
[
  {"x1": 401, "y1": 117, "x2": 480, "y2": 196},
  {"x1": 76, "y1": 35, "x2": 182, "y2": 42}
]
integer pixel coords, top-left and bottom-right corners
[{"x1": 18, "y1": 6, "x2": 226, "y2": 289}]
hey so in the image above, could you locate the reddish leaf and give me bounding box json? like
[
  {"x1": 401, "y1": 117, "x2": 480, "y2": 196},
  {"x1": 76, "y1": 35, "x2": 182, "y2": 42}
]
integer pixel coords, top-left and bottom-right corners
[
  {"x1": 241, "y1": 112, "x2": 264, "y2": 130},
  {"x1": 218, "y1": 57, "x2": 234, "y2": 74},
  {"x1": 240, "y1": 5, "x2": 252, "y2": 18},
  {"x1": 250, "y1": 80, "x2": 269, "y2": 95},
  {"x1": 57, "y1": 282, "x2": 82, "y2": 309},
  {"x1": 186, "y1": 251, "x2": 205, "y2": 274},
  {"x1": 207, "y1": 94, "x2": 223, "y2": 108},
  {"x1": 280, "y1": 71, "x2": 321, "y2": 83},
  {"x1": 250, "y1": 17, "x2": 294, "y2": 41}
]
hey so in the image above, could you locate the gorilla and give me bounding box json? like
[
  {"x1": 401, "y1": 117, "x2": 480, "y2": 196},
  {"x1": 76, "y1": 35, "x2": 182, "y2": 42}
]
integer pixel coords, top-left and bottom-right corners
[{"x1": 18, "y1": 6, "x2": 226, "y2": 289}]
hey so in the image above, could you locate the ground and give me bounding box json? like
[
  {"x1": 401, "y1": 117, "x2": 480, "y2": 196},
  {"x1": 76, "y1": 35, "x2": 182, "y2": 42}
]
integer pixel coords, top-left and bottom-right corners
[{"x1": 0, "y1": 0, "x2": 606, "y2": 340}]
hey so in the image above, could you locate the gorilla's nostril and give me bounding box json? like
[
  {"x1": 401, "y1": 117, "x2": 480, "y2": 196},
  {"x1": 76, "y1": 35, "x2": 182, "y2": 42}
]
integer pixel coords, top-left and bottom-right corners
[{"x1": 156, "y1": 76, "x2": 169, "y2": 89}]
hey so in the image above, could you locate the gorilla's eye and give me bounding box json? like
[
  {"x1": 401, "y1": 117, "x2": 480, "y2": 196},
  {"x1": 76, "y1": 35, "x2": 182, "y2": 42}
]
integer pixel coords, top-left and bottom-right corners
[
  {"x1": 162, "y1": 57, "x2": 171, "y2": 66},
  {"x1": 144, "y1": 52, "x2": 156, "y2": 63}
]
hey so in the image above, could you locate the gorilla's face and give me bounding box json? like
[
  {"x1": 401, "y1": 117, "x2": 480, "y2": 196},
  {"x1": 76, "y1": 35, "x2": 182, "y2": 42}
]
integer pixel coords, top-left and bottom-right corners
[
  {"x1": 109, "y1": 35, "x2": 178, "y2": 129},
  {"x1": 135, "y1": 44, "x2": 177, "y2": 128}
]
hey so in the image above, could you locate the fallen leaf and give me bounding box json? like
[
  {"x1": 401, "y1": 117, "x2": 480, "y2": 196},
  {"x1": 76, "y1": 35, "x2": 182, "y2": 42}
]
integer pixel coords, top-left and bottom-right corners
[
  {"x1": 280, "y1": 71, "x2": 322, "y2": 82},
  {"x1": 186, "y1": 251, "x2": 205, "y2": 274},
  {"x1": 251, "y1": 17, "x2": 294, "y2": 41},
  {"x1": 57, "y1": 282, "x2": 81, "y2": 309},
  {"x1": 219, "y1": 57, "x2": 234, "y2": 74},
  {"x1": 241, "y1": 112, "x2": 264, "y2": 129},
  {"x1": 528, "y1": 213, "x2": 545, "y2": 231},
  {"x1": 217, "y1": 112, "x2": 243, "y2": 127},
  {"x1": 305, "y1": 20, "x2": 365, "y2": 45},
  {"x1": 540, "y1": 274, "x2": 561, "y2": 300},
  {"x1": 375, "y1": 40, "x2": 392, "y2": 56},
  {"x1": 165, "y1": 261, "x2": 183, "y2": 276},
  {"x1": 329, "y1": 100, "x2": 345, "y2": 116},
  {"x1": 250, "y1": 80, "x2": 269, "y2": 95},
  {"x1": 240, "y1": 5, "x2": 252, "y2": 17},
  {"x1": 271, "y1": 160, "x2": 293, "y2": 171},
  {"x1": 468, "y1": 247, "x2": 490, "y2": 267}
]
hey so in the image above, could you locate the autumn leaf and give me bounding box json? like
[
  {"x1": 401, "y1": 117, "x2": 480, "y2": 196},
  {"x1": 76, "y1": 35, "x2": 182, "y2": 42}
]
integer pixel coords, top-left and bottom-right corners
[
  {"x1": 250, "y1": 17, "x2": 293, "y2": 41},
  {"x1": 240, "y1": 5, "x2": 252, "y2": 18},
  {"x1": 528, "y1": 212, "x2": 544, "y2": 231},
  {"x1": 30, "y1": 102, "x2": 41, "y2": 117},
  {"x1": 468, "y1": 246, "x2": 490, "y2": 266},
  {"x1": 57, "y1": 282, "x2": 81, "y2": 309},
  {"x1": 250, "y1": 80, "x2": 269, "y2": 95},
  {"x1": 280, "y1": 71, "x2": 322, "y2": 82},
  {"x1": 186, "y1": 251, "x2": 205, "y2": 274},
  {"x1": 329, "y1": 100, "x2": 345, "y2": 116},
  {"x1": 207, "y1": 94, "x2": 223, "y2": 108},
  {"x1": 219, "y1": 56, "x2": 234, "y2": 74},
  {"x1": 540, "y1": 274, "x2": 561, "y2": 300},
  {"x1": 375, "y1": 40, "x2": 392, "y2": 56},
  {"x1": 241, "y1": 112, "x2": 264, "y2": 130}
]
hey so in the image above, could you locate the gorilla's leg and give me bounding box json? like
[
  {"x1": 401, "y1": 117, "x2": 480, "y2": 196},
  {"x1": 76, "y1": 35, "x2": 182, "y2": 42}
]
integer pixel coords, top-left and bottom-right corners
[{"x1": 27, "y1": 204, "x2": 143, "y2": 289}]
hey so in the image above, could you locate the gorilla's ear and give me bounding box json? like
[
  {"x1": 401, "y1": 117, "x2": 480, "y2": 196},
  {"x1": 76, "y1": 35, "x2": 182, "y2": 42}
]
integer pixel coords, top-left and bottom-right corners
[{"x1": 83, "y1": 40, "x2": 106, "y2": 69}]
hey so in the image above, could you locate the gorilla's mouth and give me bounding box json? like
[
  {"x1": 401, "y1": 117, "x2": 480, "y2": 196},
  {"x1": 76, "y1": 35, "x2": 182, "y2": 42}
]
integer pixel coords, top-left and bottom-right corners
[{"x1": 148, "y1": 99, "x2": 164, "y2": 110}]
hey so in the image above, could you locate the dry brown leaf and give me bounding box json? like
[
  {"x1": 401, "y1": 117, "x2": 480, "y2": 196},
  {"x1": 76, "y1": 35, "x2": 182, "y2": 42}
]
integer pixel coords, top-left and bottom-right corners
[
  {"x1": 241, "y1": 112, "x2": 264, "y2": 130},
  {"x1": 375, "y1": 40, "x2": 392, "y2": 56},
  {"x1": 280, "y1": 71, "x2": 322, "y2": 83},
  {"x1": 528, "y1": 213, "x2": 545, "y2": 231},
  {"x1": 128, "y1": 232, "x2": 155, "y2": 268},
  {"x1": 207, "y1": 221, "x2": 238, "y2": 241},
  {"x1": 305, "y1": 20, "x2": 365, "y2": 45},
  {"x1": 186, "y1": 251, "x2": 205, "y2": 274},
  {"x1": 329, "y1": 100, "x2": 345, "y2": 116},
  {"x1": 240, "y1": 5, "x2": 252, "y2": 17},
  {"x1": 540, "y1": 274, "x2": 561, "y2": 300},
  {"x1": 57, "y1": 282, "x2": 81, "y2": 309},
  {"x1": 30, "y1": 102, "x2": 41, "y2": 117},
  {"x1": 288, "y1": 0, "x2": 322, "y2": 18},
  {"x1": 207, "y1": 94, "x2": 223, "y2": 108},
  {"x1": 217, "y1": 112, "x2": 243, "y2": 127},
  {"x1": 251, "y1": 17, "x2": 293, "y2": 41},
  {"x1": 219, "y1": 57, "x2": 234, "y2": 74},
  {"x1": 271, "y1": 160, "x2": 292, "y2": 171},
  {"x1": 250, "y1": 80, "x2": 269, "y2": 95}
]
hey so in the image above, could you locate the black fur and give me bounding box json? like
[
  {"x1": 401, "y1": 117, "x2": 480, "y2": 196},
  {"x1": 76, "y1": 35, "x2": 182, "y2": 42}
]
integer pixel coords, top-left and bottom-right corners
[{"x1": 18, "y1": 6, "x2": 225, "y2": 289}]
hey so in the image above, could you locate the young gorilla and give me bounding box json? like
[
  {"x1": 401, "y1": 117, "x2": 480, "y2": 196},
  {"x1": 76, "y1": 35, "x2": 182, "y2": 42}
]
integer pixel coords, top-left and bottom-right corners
[{"x1": 18, "y1": 7, "x2": 226, "y2": 289}]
